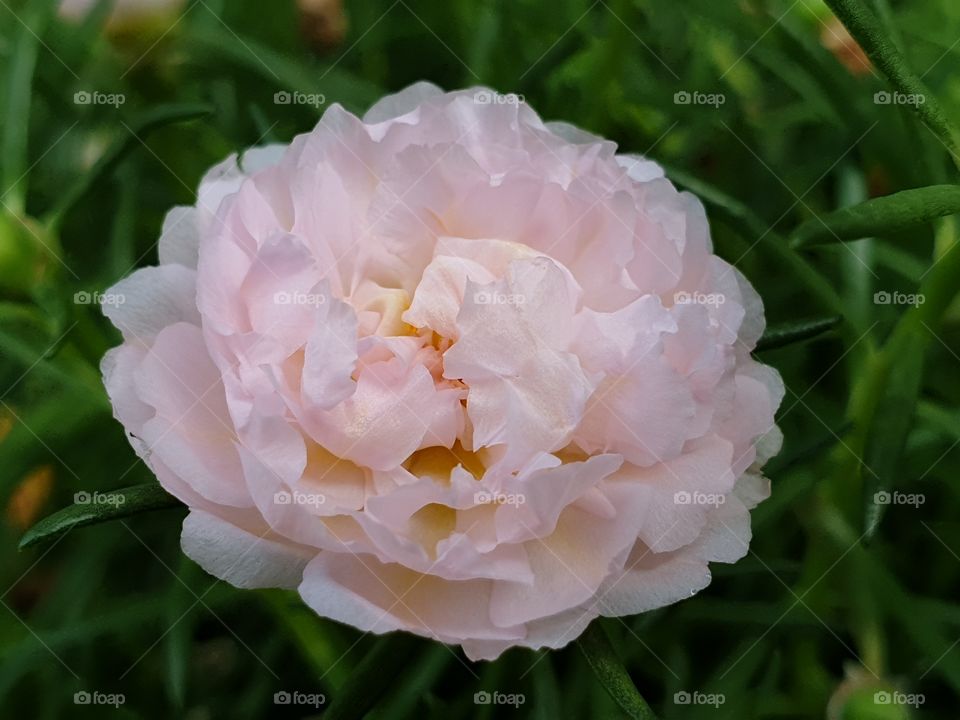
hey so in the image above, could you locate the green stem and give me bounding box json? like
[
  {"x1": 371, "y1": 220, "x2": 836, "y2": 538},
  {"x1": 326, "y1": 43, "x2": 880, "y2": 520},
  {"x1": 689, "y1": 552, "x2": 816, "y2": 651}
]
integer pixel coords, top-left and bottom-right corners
[
  {"x1": 323, "y1": 633, "x2": 421, "y2": 720},
  {"x1": 755, "y1": 316, "x2": 842, "y2": 352},
  {"x1": 578, "y1": 622, "x2": 659, "y2": 720},
  {"x1": 824, "y1": 0, "x2": 960, "y2": 169}
]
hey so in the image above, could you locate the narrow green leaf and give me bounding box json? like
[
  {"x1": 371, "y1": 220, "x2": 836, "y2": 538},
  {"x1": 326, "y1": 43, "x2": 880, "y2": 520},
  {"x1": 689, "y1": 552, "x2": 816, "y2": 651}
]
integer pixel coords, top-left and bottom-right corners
[
  {"x1": 0, "y1": 598, "x2": 165, "y2": 695},
  {"x1": 46, "y1": 103, "x2": 214, "y2": 229},
  {"x1": 791, "y1": 185, "x2": 960, "y2": 247},
  {"x1": 762, "y1": 419, "x2": 852, "y2": 480},
  {"x1": 377, "y1": 645, "x2": 451, "y2": 720},
  {"x1": 19, "y1": 483, "x2": 181, "y2": 549},
  {"x1": 260, "y1": 589, "x2": 349, "y2": 690},
  {"x1": 181, "y1": 25, "x2": 382, "y2": 114},
  {"x1": 323, "y1": 633, "x2": 421, "y2": 720},
  {"x1": 755, "y1": 316, "x2": 842, "y2": 352},
  {"x1": 665, "y1": 166, "x2": 849, "y2": 325},
  {"x1": 663, "y1": 164, "x2": 769, "y2": 240},
  {"x1": 0, "y1": 319, "x2": 104, "y2": 397},
  {"x1": 824, "y1": 0, "x2": 960, "y2": 167},
  {"x1": 577, "y1": 622, "x2": 658, "y2": 720},
  {"x1": 2, "y1": 0, "x2": 58, "y2": 215},
  {"x1": 862, "y1": 318, "x2": 927, "y2": 538},
  {"x1": 530, "y1": 654, "x2": 562, "y2": 720},
  {"x1": 164, "y1": 556, "x2": 203, "y2": 709},
  {"x1": 861, "y1": 227, "x2": 960, "y2": 537},
  {"x1": 822, "y1": 511, "x2": 960, "y2": 695},
  {"x1": 917, "y1": 400, "x2": 960, "y2": 441}
]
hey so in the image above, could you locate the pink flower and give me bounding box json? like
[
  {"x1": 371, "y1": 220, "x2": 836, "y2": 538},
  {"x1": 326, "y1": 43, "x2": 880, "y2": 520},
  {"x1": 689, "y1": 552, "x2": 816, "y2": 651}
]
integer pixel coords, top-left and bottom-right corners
[{"x1": 102, "y1": 83, "x2": 783, "y2": 661}]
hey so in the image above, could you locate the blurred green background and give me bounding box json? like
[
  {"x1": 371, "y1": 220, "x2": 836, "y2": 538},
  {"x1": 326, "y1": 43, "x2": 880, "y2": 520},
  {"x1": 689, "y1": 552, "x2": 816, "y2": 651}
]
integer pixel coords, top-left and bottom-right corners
[{"x1": 2, "y1": 0, "x2": 960, "y2": 717}]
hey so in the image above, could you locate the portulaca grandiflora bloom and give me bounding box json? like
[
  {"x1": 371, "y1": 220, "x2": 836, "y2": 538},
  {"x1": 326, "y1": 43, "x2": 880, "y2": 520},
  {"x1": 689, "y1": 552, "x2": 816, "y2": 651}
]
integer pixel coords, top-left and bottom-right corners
[{"x1": 102, "y1": 83, "x2": 783, "y2": 660}]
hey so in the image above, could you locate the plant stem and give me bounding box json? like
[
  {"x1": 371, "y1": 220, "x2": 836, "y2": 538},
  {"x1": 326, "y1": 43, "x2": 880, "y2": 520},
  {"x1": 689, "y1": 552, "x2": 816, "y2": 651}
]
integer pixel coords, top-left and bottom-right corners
[
  {"x1": 824, "y1": 0, "x2": 960, "y2": 169},
  {"x1": 323, "y1": 633, "x2": 421, "y2": 720},
  {"x1": 578, "y1": 622, "x2": 659, "y2": 720}
]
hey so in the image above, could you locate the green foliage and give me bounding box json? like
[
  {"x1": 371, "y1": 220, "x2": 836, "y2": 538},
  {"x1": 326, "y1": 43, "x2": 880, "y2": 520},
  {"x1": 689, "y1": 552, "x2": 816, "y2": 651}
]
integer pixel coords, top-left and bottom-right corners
[{"x1": 2, "y1": 0, "x2": 960, "y2": 717}]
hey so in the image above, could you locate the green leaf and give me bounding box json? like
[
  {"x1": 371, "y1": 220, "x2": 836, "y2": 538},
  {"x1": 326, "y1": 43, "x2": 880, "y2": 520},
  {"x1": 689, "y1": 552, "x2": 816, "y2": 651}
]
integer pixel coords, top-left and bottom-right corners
[
  {"x1": 181, "y1": 25, "x2": 382, "y2": 114},
  {"x1": 824, "y1": 0, "x2": 960, "y2": 167},
  {"x1": 19, "y1": 483, "x2": 181, "y2": 549},
  {"x1": 861, "y1": 318, "x2": 927, "y2": 538},
  {"x1": 577, "y1": 622, "x2": 658, "y2": 720},
  {"x1": 791, "y1": 185, "x2": 960, "y2": 247},
  {"x1": 1, "y1": 0, "x2": 58, "y2": 215},
  {"x1": 0, "y1": 598, "x2": 164, "y2": 695},
  {"x1": 755, "y1": 316, "x2": 842, "y2": 352},
  {"x1": 164, "y1": 556, "x2": 203, "y2": 709},
  {"x1": 323, "y1": 633, "x2": 421, "y2": 720},
  {"x1": 377, "y1": 645, "x2": 451, "y2": 720},
  {"x1": 531, "y1": 655, "x2": 561, "y2": 720},
  {"x1": 822, "y1": 512, "x2": 960, "y2": 695},
  {"x1": 260, "y1": 589, "x2": 349, "y2": 690},
  {"x1": 664, "y1": 166, "x2": 849, "y2": 325},
  {"x1": 861, "y1": 230, "x2": 960, "y2": 537},
  {"x1": 46, "y1": 103, "x2": 214, "y2": 229}
]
